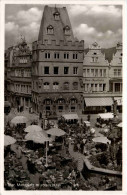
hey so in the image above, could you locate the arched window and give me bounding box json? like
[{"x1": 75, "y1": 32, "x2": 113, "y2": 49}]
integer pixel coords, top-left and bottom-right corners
[
  {"x1": 44, "y1": 82, "x2": 50, "y2": 90},
  {"x1": 73, "y1": 82, "x2": 78, "y2": 90},
  {"x1": 44, "y1": 98, "x2": 52, "y2": 105},
  {"x1": 70, "y1": 98, "x2": 78, "y2": 104},
  {"x1": 57, "y1": 98, "x2": 65, "y2": 104},
  {"x1": 47, "y1": 25, "x2": 54, "y2": 35},
  {"x1": 63, "y1": 82, "x2": 69, "y2": 90},
  {"x1": 53, "y1": 82, "x2": 59, "y2": 90}
]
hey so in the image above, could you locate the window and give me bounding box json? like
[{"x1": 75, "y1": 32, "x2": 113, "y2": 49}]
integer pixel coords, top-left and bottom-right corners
[
  {"x1": 64, "y1": 67, "x2": 69, "y2": 74},
  {"x1": 119, "y1": 57, "x2": 122, "y2": 63},
  {"x1": 64, "y1": 82, "x2": 69, "y2": 90},
  {"x1": 46, "y1": 106, "x2": 50, "y2": 110},
  {"x1": 57, "y1": 98, "x2": 65, "y2": 104},
  {"x1": 64, "y1": 25, "x2": 70, "y2": 35},
  {"x1": 70, "y1": 98, "x2": 77, "y2": 104},
  {"x1": 64, "y1": 52, "x2": 69, "y2": 59},
  {"x1": 91, "y1": 84, "x2": 93, "y2": 91},
  {"x1": 100, "y1": 69, "x2": 102, "y2": 77},
  {"x1": 44, "y1": 82, "x2": 49, "y2": 90},
  {"x1": 44, "y1": 99, "x2": 52, "y2": 105},
  {"x1": 114, "y1": 69, "x2": 121, "y2": 77},
  {"x1": 87, "y1": 69, "x2": 90, "y2": 77},
  {"x1": 115, "y1": 83, "x2": 120, "y2": 92},
  {"x1": 83, "y1": 69, "x2": 86, "y2": 77},
  {"x1": 95, "y1": 84, "x2": 97, "y2": 91},
  {"x1": 58, "y1": 106, "x2": 63, "y2": 111},
  {"x1": 53, "y1": 82, "x2": 59, "y2": 90},
  {"x1": 44, "y1": 67, "x2": 49, "y2": 74},
  {"x1": 95, "y1": 57, "x2": 98, "y2": 62},
  {"x1": 118, "y1": 69, "x2": 121, "y2": 76},
  {"x1": 54, "y1": 67, "x2": 59, "y2": 74},
  {"x1": 47, "y1": 25, "x2": 54, "y2": 34},
  {"x1": 73, "y1": 82, "x2": 78, "y2": 90},
  {"x1": 54, "y1": 52, "x2": 59, "y2": 59},
  {"x1": 21, "y1": 69, "x2": 24, "y2": 77},
  {"x1": 73, "y1": 67, "x2": 78, "y2": 74},
  {"x1": 53, "y1": 11, "x2": 60, "y2": 20},
  {"x1": 103, "y1": 84, "x2": 106, "y2": 91},
  {"x1": 19, "y1": 57, "x2": 27, "y2": 64},
  {"x1": 45, "y1": 52, "x2": 50, "y2": 59},
  {"x1": 95, "y1": 69, "x2": 98, "y2": 77},
  {"x1": 91, "y1": 69, "x2": 94, "y2": 77},
  {"x1": 103, "y1": 69, "x2": 106, "y2": 77},
  {"x1": 73, "y1": 53, "x2": 78, "y2": 59},
  {"x1": 99, "y1": 84, "x2": 102, "y2": 91},
  {"x1": 114, "y1": 69, "x2": 117, "y2": 76},
  {"x1": 71, "y1": 106, "x2": 75, "y2": 112},
  {"x1": 92, "y1": 57, "x2": 98, "y2": 62},
  {"x1": 87, "y1": 84, "x2": 89, "y2": 91}
]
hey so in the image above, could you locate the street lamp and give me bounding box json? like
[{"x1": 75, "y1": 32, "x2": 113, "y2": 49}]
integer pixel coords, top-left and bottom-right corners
[{"x1": 45, "y1": 141, "x2": 49, "y2": 167}]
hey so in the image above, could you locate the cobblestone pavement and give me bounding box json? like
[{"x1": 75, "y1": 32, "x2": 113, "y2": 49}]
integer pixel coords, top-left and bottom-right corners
[{"x1": 69, "y1": 142, "x2": 84, "y2": 172}]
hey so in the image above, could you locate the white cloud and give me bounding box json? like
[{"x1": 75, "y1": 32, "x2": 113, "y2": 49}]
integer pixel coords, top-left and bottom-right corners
[
  {"x1": 74, "y1": 23, "x2": 96, "y2": 36},
  {"x1": 5, "y1": 22, "x2": 19, "y2": 32},
  {"x1": 17, "y1": 7, "x2": 42, "y2": 25},
  {"x1": 89, "y1": 5, "x2": 122, "y2": 18},
  {"x1": 69, "y1": 4, "x2": 122, "y2": 18}
]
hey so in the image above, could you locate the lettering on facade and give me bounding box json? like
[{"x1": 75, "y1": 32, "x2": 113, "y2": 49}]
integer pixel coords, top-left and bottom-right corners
[{"x1": 85, "y1": 79, "x2": 104, "y2": 82}]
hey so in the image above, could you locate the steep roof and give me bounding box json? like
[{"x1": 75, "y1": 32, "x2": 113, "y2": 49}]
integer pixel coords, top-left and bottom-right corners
[{"x1": 38, "y1": 5, "x2": 75, "y2": 42}]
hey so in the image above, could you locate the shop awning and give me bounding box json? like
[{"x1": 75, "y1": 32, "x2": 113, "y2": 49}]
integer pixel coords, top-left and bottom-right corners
[
  {"x1": 85, "y1": 97, "x2": 113, "y2": 106},
  {"x1": 98, "y1": 113, "x2": 114, "y2": 119},
  {"x1": 114, "y1": 97, "x2": 122, "y2": 105},
  {"x1": 62, "y1": 114, "x2": 79, "y2": 120}
]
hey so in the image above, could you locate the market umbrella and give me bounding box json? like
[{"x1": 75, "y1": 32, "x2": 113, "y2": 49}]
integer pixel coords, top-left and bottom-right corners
[
  {"x1": 4, "y1": 135, "x2": 16, "y2": 146},
  {"x1": 25, "y1": 130, "x2": 53, "y2": 167},
  {"x1": 117, "y1": 122, "x2": 122, "y2": 128},
  {"x1": 25, "y1": 131, "x2": 52, "y2": 144},
  {"x1": 24, "y1": 125, "x2": 42, "y2": 133},
  {"x1": 11, "y1": 116, "x2": 28, "y2": 124},
  {"x1": 46, "y1": 128, "x2": 66, "y2": 137},
  {"x1": 92, "y1": 136, "x2": 111, "y2": 144}
]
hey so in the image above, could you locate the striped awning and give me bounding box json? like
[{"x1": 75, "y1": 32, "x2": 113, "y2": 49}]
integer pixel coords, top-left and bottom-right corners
[{"x1": 85, "y1": 97, "x2": 113, "y2": 106}]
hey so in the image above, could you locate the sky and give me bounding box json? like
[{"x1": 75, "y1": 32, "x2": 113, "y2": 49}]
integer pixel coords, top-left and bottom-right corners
[{"x1": 5, "y1": 4, "x2": 122, "y2": 49}]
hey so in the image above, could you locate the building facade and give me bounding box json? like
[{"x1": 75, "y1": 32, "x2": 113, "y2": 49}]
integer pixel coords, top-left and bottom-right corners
[
  {"x1": 83, "y1": 42, "x2": 122, "y2": 114},
  {"x1": 32, "y1": 6, "x2": 84, "y2": 116},
  {"x1": 6, "y1": 39, "x2": 32, "y2": 110},
  {"x1": 109, "y1": 42, "x2": 122, "y2": 112}
]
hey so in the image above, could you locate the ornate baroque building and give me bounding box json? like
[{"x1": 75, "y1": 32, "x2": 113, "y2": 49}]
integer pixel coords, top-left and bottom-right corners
[{"x1": 5, "y1": 39, "x2": 32, "y2": 109}]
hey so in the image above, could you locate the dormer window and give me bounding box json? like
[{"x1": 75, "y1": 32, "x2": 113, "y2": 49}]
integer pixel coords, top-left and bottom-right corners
[
  {"x1": 64, "y1": 25, "x2": 70, "y2": 35},
  {"x1": 53, "y1": 11, "x2": 60, "y2": 20},
  {"x1": 47, "y1": 25, "x2": 54, "y2": 35}
]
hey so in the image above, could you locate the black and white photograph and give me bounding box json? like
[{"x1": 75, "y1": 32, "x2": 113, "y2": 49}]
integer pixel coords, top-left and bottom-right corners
[{"x1": 1, "y1": 0, "x2": 126, "y2": 193}]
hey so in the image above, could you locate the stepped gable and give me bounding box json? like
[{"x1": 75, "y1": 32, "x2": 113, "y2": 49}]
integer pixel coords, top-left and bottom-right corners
[{"x1": 38, "y1": 5, "x2": 75, "y2": 42}]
